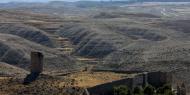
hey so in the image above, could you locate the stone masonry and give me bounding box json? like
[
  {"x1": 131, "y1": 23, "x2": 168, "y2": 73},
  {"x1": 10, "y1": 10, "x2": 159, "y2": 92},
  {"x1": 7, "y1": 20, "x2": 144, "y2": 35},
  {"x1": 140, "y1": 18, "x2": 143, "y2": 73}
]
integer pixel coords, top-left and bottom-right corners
[
  {"x1": 30, "y1": 52, "x2": 43, "y2": 73},
  {"x1": 87, "y1": 71, "x2": 173, "y2": 95},
  {"x1": 23, "y1": 52, "x2": 43, "y2": 85}
]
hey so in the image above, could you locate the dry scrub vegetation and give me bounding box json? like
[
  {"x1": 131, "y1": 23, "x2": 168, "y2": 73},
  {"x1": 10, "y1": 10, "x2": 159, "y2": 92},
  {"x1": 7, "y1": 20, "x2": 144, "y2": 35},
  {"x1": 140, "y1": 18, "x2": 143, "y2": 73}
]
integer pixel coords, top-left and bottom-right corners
[{"x1": 0, "y1": 71, "x2": 131, "y2": 95}]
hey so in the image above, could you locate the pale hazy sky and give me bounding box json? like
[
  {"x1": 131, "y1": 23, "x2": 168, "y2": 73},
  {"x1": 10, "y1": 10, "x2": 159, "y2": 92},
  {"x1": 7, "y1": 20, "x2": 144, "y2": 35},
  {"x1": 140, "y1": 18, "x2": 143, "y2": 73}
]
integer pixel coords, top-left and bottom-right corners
[{"x1": 0, "y1": 0, "x2": 116, "y2": 3}]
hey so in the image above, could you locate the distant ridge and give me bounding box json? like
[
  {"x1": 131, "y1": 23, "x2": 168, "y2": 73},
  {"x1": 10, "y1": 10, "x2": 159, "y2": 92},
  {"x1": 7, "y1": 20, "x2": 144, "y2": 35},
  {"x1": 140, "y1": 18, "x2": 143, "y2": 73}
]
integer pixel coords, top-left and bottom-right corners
[
  {"x1": 130, "y1": 0, "x2": 190, "y2": 2},
  {"x1": 1, "y1": 0, "x2": 190, "y2": 4}
]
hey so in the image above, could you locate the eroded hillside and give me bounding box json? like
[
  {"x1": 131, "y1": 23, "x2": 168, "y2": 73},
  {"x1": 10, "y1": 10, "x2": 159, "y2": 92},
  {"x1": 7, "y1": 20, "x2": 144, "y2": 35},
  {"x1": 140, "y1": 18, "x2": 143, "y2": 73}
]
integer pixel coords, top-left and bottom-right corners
[
  {"x1": 0, "y1": 10, "x2": 80, "y2": 74},
  {"x1": 0, "y1": 2, "x2": 190, "y2": 93}
]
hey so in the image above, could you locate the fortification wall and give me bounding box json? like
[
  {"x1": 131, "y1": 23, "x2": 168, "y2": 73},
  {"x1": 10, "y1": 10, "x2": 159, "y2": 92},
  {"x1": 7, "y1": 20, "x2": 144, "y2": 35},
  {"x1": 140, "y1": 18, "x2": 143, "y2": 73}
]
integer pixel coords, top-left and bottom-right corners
[
  {"x1": 147, "y1": 71, "x2": 173, "y2": 88},
  {"x1": 87, "y1": 73, "x2": 147, "y2": 95},
  {"x1": 87, "y1": 78, "x2": 134, "y2": 95},
  {"x1": 87, "y1": 71, "x2": 173, "y2": 95}
]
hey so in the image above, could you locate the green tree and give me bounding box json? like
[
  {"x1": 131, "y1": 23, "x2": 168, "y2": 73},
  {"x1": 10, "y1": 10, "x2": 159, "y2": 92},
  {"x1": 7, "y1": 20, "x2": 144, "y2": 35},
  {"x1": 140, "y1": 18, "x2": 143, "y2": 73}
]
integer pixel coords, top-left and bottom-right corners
[
  {"x1": 157, "y1": 84, "x2": 174, "y2": 95},
  {"x1": 144, "y1": 85, "x2": 155, "y2": 95},
  {"x1": 164, "y1": 90, "x2": 175, "y2": 95},
  {"x1": 113, "y1": 85, "x2": 131, "y2": 95},
  {"x1": 133, "y1": 86, "x2": 144, "y2": 95}
]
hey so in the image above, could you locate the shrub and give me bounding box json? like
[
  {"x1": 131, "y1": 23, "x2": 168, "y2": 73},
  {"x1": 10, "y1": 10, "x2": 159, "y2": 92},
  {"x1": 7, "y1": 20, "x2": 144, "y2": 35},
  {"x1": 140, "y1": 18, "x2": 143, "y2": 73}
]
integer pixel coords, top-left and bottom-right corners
[
  {"x1": 157, "y1": 84, "x2": 174, "y2": 95},
  {"x1": 144, "y1": 85, "x2": 155, "y2": 95},
  {"x1": 164, "y1": 90, "x2": 175, "y2": 95},
  {"x1": 113, "y1": 85, "x2": 131, "y2": 95},
  {"x1": 162, "y1": 84, "x2": 172, "y2": 90},
  {"x1": 133, "y1": 86, "x2": 143, "y2": 95}
]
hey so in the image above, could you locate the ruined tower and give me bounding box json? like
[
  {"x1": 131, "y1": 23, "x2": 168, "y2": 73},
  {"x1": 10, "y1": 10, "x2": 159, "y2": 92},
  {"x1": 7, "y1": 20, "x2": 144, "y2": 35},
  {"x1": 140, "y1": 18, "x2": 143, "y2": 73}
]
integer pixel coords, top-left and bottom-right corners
[
  {"x1": 30, "y1": 52, "x2": 43, "y2": 73},
  {"x1": 23, "y1": 52, "x2": 44, "y2": 85}
]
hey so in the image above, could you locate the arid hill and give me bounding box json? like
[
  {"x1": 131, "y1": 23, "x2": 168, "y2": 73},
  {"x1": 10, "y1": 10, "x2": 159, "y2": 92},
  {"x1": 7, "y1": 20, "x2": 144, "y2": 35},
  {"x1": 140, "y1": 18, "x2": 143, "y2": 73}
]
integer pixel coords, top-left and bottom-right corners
[{"x1": 0, "y1": 1, "x2": 190, "y2": 93}]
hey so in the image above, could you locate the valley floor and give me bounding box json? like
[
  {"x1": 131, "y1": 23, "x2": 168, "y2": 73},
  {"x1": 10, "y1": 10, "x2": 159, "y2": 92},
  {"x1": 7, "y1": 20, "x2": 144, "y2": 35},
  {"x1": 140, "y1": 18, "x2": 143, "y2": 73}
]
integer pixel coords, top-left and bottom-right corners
[{"x1": 0, "y1": 71, "x2": 134, "y2": 95}]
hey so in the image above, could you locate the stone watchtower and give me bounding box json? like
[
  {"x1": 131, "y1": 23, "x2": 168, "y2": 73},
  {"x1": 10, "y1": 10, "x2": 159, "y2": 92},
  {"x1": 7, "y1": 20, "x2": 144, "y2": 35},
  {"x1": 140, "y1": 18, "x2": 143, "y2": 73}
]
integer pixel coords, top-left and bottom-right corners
[
  {"x1": 23, "y1": 52, "x2": 44, "y2": 85},
  {"x1": 30, "y1": 52, "x2": 43, "y2": 73}
]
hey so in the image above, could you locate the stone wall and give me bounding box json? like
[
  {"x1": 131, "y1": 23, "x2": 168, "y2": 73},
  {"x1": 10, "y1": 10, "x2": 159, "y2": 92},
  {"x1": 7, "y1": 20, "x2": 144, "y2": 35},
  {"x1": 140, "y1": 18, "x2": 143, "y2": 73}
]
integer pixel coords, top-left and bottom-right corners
[
  {"x1": 87, "y1": 71, "x2": 173, "y2": 95},
  {"x1": 147, "y1": 71, "x2": 173, "y2": 88},
  {"x1": 133, "y1": 73, "x2": 148, "y2": 88},
  {"x1": 87, "y1": 78, "x2": 134, "y2": 95},
  {"x1": 87, "y1": 73, "x2": 148, "y2": 95}
]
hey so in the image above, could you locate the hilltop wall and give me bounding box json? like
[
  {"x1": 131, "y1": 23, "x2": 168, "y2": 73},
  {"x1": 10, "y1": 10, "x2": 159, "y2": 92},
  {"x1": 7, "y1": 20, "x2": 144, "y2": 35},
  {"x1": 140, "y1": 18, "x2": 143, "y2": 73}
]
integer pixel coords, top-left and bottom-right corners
[{"x1": 88, "y1": 71, "x2": 173, "y2": 95}]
